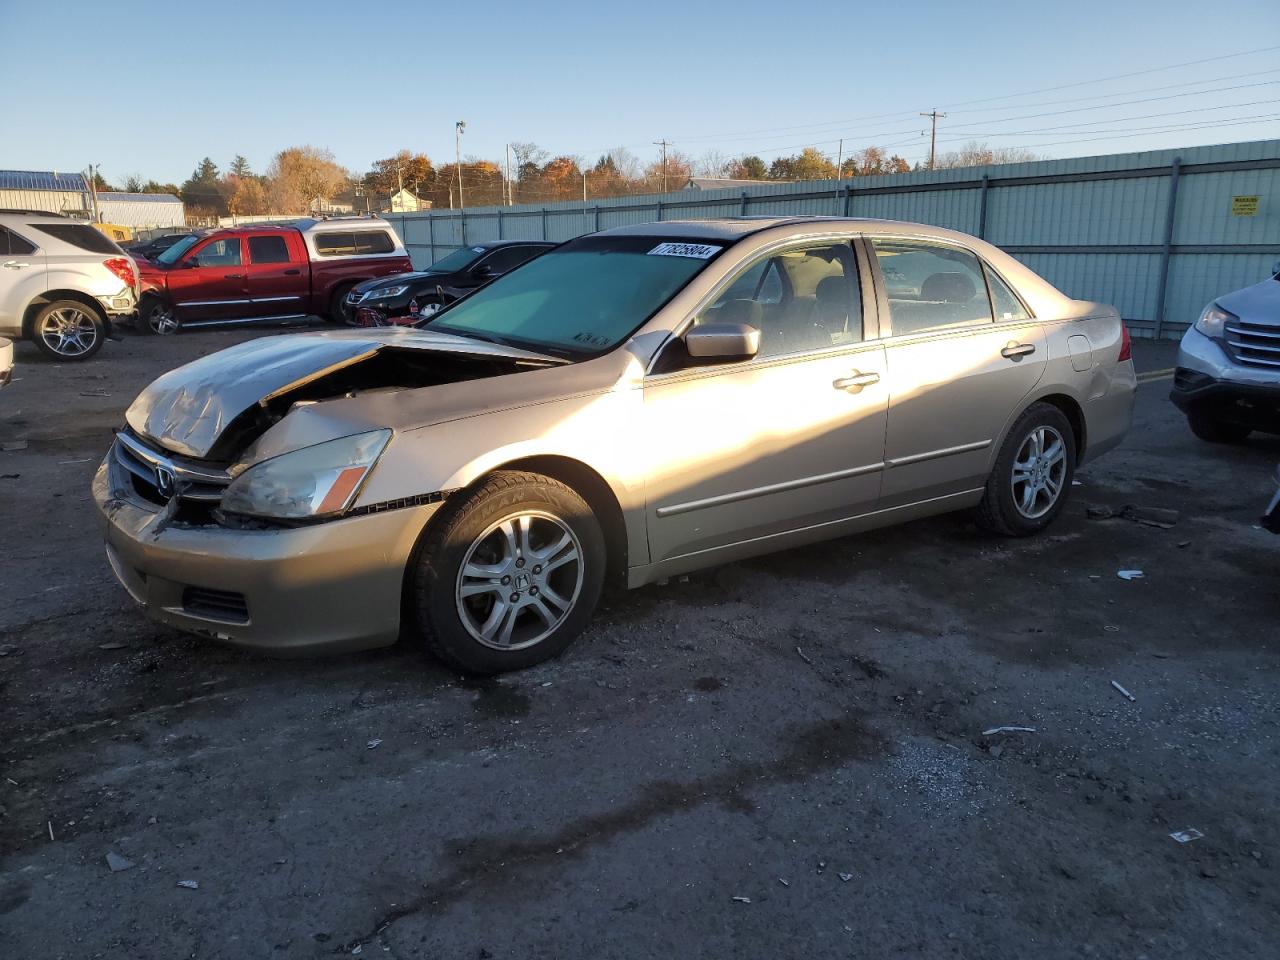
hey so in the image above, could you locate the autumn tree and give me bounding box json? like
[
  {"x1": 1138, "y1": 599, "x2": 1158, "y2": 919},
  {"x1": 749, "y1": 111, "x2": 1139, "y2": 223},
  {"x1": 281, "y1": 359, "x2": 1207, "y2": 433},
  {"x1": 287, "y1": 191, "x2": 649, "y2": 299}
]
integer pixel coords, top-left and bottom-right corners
[
  {"x1": 364, "y1": 150, "x2": 434, "y2": 199},
  {"x1": 644, "y1": 149, "x2": 693, "y2": 192},
  {"x1": 267, "y1": 146, "x2": 347, "y2": 214},
  {"x1": 727, "y1": 155, "x2": 768, "y2": 180},
  {"x1": 229, "y1": 177, "x2": 268, "y2": 216}
]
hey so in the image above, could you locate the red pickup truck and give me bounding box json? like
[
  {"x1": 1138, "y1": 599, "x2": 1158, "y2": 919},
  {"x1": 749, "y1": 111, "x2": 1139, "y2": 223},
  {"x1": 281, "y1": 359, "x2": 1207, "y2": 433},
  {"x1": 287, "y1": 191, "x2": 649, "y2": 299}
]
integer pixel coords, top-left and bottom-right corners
[{"x1": 135, "y1": 218, "x2": 413, "y2": 334}]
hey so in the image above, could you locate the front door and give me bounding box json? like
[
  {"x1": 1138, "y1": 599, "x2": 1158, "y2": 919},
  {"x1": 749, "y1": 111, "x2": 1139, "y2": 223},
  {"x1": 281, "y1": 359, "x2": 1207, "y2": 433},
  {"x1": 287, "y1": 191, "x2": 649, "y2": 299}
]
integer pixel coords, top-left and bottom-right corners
[
  {"x1": 167, "y1": 236, "x2": 248, "y2": 323},
  {"x1": 643, "y1": 239, "x2": 888, "y2": 564},
  {"x1": 244, "y1": 233, "x2": 307, "y2": 319},
  {"x1": 868, "y1": 237, "x2": 1047, "y2": 508}
]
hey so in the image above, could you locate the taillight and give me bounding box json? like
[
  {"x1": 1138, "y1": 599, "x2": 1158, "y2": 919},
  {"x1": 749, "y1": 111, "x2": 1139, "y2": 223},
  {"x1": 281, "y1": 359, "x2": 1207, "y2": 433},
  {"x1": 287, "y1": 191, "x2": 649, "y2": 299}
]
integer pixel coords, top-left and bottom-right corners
[
  {"x1": 1118, "y1": 324, "x2": 1132, "y2": 362},
  {"x1": 103, "y1": 257, "x2": 136, "y2": 289}
]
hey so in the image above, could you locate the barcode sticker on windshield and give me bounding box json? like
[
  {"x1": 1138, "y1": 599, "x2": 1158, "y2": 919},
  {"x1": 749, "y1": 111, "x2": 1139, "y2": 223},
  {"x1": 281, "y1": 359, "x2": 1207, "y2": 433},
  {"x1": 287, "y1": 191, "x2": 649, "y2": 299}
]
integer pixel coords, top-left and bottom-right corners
[{"x1": 648, "y1": 242, "x2": 721, "y2": 259}]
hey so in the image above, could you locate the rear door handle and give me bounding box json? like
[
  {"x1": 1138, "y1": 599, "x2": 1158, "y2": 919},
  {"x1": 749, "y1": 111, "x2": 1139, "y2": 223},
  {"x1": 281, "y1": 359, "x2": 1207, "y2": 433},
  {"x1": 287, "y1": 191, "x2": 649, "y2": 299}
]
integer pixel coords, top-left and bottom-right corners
[
  {"x1": 224, "y1": 273, "x2": 245, "y2": 280},
  {"x1": 1001, "y1": 342, "x2": 1036, "y2": 360},
  {"x1": 283, "y1": 268, "x2": 301, "y2": 276},
  {"x1": 833, "y1": 371, "x2": 880, "y2": 391},
  {"x1": 2, "y1": 260, "x2": 30, "y2": 269}
]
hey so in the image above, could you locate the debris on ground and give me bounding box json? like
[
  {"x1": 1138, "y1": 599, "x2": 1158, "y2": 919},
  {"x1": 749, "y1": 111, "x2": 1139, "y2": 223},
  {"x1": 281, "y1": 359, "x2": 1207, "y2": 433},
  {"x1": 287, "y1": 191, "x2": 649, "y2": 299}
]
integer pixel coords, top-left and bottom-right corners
[
  {"x1": 982, "y1": 726, "x2": 1037, "y2": 736},
  {"x1": 1117, "y1": 570, "x2": 1144, "y2": 581},
  {"x1": 839, "y1": 873, "x2": 853, "y2": 882},
  {"x1": 732, "y1": 896, "x2": 751, "y2": 904},
  {"x1": 0, "y1": 473, "x2": 18, "y2": 479},
  {"x1": 98, "y1": 642, "x2": 127, "y2": 651},
  {"x1": 366, "y1": 739, "x2": 383, "y2": 750},
  {"x1": 777, "y1": 878, "x2": 789, "y2": 887},
  {"x1": 47, "y1": 821, "x2": 54, "y2": 841},
  {"x1": 1, "y1": 440, "x2": 28, "y2": 452},
  {"x1": 177, "y1": 880, "x2": 199, "y2": 889},
  {"x1": 0, "y1": 645, "x2": 19, "y2": 657},
  {"x1": 78, "y1": 391, "x2": 111, "y2": 398},
  {"x1": 1120, "y1": 505, "x2": 1180, "y2": 528},
  {"x1": 105, "y1": 852, "x2": 134, "y2": 872},
  {"x1": 1086, "y1": 506, "x2": 1114, "y2": 520},
  {"x1": 795, "y1": 646, "x2": 813, "y2": 665},
  {"x1": 1111, "y1": 680, "x2": 1137, "y2": 702},
  {"x1": 1170, "y1": 828, "x2": 1204, "y2": 843},
  {"x1": 1177, "y1": 540, "x2": 1192, "y2": 548}
]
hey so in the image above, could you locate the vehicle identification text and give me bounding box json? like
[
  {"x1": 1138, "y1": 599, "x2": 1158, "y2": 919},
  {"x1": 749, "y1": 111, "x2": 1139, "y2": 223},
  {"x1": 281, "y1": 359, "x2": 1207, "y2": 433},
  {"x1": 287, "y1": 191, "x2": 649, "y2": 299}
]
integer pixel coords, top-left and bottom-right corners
[{"x1": 647, "y1": 242, "x2": 721, "y2": 259}]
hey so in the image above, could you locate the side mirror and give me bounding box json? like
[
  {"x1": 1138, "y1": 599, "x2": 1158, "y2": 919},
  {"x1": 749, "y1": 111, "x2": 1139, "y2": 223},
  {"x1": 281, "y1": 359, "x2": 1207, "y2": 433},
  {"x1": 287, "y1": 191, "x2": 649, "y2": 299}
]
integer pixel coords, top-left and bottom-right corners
[
  {"x1": 472, "y1": 264, "x2": 492, "y2": 279},
  {"x1": 183, "y1": 258, "x2": 199, "y2": 269},
  {"x1": 684, "y1": 322, "x2": 761, "y2": 361}
]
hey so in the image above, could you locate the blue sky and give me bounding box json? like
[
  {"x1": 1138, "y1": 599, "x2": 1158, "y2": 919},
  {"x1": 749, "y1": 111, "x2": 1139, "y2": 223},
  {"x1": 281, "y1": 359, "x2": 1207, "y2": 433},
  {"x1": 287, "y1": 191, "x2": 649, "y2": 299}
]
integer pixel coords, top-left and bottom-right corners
[{"x1": 1, "y1": 0, "x2": 1277, "y2": 184}]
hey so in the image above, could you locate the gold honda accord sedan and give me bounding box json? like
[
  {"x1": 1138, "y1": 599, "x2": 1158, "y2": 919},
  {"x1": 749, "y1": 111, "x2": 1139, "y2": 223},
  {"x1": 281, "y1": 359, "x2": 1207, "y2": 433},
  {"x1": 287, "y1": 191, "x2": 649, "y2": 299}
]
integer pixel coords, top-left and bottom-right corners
[{"x1": 95, "y1": 217, "x2": 1135, "y2": 673}]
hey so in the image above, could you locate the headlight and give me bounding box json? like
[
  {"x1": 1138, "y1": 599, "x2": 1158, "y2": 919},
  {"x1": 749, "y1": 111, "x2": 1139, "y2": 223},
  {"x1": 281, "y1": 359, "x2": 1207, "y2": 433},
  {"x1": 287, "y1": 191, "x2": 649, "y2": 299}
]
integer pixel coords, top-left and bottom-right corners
[
  {"x1": 1194, "y1": 303, "x2": 1236, "y2": 339},
  {"x1": 366, "y1": 285, "x2": 409, "y2": 301},
  {"x1": 221, "y1": 430, "x2": 391, "y2": 520}
]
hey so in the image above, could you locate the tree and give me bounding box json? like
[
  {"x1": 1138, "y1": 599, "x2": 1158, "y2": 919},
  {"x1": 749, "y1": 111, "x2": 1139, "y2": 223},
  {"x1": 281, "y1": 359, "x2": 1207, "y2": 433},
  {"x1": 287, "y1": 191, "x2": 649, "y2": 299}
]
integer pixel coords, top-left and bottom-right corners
[
  {"x1": 644, "y1": 149, "x2": 692, "y2": 192},
  {"x1": 91, "y1": 170, "x2": 115, "y2": 192},
  {"x1": 696, "y1": 150, "x2": 732, "y2": 179},
  {"x1": 727, "y1": 155, "x2": 768, "y2": 180},
  {"x1": 122, "y1": 174, "x2": 144, "y2": 193},
  {"x1": 768, "y1": 147, "x2": 837, "y2": 182},
  {"x1": 936, "y1": 141, "x2": 1038, "y2": 169},
  {"x1": 180, "y1": 157, "x2": 224, "y2": 216},
  {"x1": 142, "y1": 180, "x2": 182, "y2": 196},
  {"x1": 229, "y1": 177, "x2": 267, "y2": 216},
  {"x1": 364, "y1": 150, "x2": 434, "y2": 199},
  {"x1": 267, "y1": 146, "x2": 348, "y2": 214},
  {"x1": 230, "y1": 155, "x2": 252, "y2": 178}
]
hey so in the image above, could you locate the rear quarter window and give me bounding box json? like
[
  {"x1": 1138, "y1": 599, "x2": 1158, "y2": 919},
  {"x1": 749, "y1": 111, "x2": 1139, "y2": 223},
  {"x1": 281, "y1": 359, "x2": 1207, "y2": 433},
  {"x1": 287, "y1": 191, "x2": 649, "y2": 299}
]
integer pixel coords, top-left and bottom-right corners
[
  {"x1": 314, "y1": 230, "x2": 396, "y2": 257},
  {"x1": 30, "y1": 223, "x2": 122, "y2": 255},
  {"x1": 0, "y1": 226, "x2": 38, "y2": 256}
]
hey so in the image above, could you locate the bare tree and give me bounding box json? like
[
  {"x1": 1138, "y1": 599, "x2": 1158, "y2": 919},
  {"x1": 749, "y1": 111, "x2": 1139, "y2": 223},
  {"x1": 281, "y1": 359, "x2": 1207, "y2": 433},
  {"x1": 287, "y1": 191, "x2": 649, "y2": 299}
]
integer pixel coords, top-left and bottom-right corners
[
  {"x1": 696, "y1": 150, "x2": 732, "y2": 179},
  {"x1": 935, "y1": 141, "x2": 1039, "y2": 169}
]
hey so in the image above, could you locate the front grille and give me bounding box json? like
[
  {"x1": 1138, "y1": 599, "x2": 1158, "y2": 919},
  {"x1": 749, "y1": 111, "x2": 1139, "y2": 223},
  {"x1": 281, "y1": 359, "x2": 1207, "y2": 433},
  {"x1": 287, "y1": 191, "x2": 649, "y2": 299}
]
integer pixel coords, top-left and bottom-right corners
[
  {"x1": 182, "y1": 587, "x2": 249, "y2": 624},
  {"x1": 346, "y1": 289, "x2": 365, "y2": 304},
  {"x1": 1224, "y1": 322, "x2": 1280, "y2": 368},
  {"x1": 112, "y1": 430, "x2": 232, "y2": 509}
]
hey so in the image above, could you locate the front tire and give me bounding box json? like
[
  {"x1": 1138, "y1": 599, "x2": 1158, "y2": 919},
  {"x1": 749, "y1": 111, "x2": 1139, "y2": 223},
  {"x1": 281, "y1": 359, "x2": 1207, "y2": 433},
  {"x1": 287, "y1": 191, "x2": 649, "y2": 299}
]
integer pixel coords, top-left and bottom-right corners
[
  {"x1": 976, "y1": 402, "x2": 1076, "y2": 536},
  {"x1": 1188, "y1": 415, "x2": 1251, "y2": 444},
  {"x1": 31, "y1": 300, "x2": 106, "y2": 360},
  {"x1": 410, "y1": 471, "x2": 606, "y2": 674},
  {"x1": 137, "y1": 297, "x2": 179, "y2": 335}
]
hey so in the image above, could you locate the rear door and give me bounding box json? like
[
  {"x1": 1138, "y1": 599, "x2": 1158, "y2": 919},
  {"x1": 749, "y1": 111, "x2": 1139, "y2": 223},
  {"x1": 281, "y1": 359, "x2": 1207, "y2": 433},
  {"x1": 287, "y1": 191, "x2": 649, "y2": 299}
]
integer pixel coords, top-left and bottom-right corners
[
  {"x1": 0, "y1": 225, "x2": 44, "y2": 333},
  {"x1": 867, "y1": 236, "x2": 1046, "y2": 508},
  {"x1": 244, "y1": 232, "x2": 308, "y2": 319},
  {"x1": 167, "y1": 236, "x2": 248, "y2": 323}
]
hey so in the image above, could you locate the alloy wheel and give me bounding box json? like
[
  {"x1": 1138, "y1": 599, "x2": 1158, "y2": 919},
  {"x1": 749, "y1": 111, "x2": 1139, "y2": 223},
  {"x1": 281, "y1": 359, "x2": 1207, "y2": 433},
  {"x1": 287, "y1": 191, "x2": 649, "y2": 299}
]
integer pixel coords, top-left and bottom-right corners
[
  {"x1": 1011, "y1": 425, "x2": 1067, "y2": 519},
  {"x1": 38, "y1": 306, "x2": 99, "y2": 358},
  {"x1": 454, "y1": 511, "x2": 584, "y2": 651},
  {"x1": 148, "y1": 303, "x2": 178, "y2": 335}
]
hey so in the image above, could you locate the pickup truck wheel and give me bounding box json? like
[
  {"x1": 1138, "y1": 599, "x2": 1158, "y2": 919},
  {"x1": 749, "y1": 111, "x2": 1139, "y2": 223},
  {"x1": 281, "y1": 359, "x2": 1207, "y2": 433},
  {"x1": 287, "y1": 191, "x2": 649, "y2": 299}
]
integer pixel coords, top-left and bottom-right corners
[
  {"x1": 1188, "y1": 415, "x2": 1251, "y2": 444},
  {"x1": 327, "y1": 284, "x2": 356, "y2": 325},
  {"x1": 410, "y1": 471, "x2": 606, "y2": 675},
  {"x1": 138, "y1": 297, "x2": 179, "y2": 335},
  {"x1": 32, "y1": 301, "x2": 105, "y2": 361}
]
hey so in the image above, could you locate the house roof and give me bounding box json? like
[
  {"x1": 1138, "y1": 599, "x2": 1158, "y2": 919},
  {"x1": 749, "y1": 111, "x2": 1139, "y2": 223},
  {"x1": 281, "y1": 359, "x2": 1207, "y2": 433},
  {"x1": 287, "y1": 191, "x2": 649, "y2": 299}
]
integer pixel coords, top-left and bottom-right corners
[
  {"x1": 97, "y1": 192, "x2": 182, "y2": 203},
  {"x1": 0, "y1": 169, "x2": 90, "y2": 192}
]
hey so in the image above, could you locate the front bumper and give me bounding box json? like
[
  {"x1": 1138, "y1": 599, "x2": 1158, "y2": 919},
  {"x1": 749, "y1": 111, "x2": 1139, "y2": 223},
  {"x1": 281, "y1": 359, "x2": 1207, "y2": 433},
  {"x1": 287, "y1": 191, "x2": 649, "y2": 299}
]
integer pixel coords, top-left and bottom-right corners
[
  {"x1": 93, "y1": 457, "x2": 442, "y2": 654},
  {"x1": 1171, "y1": 330, "x2": 1280, "y2": 433}
]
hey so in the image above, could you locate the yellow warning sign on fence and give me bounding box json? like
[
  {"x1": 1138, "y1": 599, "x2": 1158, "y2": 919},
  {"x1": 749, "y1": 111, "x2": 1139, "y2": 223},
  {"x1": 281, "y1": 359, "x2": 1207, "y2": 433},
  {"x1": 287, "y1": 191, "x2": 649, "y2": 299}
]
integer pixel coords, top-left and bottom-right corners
[{"x1": 1231, "y1": 195, "x2": 1260, "y2": 216}]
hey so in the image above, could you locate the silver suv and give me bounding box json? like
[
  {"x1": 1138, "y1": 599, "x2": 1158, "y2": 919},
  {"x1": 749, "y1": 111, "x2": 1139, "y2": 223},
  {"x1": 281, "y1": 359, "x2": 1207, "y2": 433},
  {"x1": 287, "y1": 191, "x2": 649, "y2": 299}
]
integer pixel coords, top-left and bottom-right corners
[
  {"x1": 0, "y1": 210, "x2": 140, "y2": 361},
  {"x1": 1172, "y1": 259, "x2": 1280, "y2": 442}
]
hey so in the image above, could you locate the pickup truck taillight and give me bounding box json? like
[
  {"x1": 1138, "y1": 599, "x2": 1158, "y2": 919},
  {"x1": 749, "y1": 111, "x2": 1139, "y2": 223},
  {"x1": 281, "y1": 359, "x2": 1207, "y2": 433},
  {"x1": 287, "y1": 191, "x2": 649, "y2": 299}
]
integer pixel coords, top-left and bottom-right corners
[
  {"x1": 103, "y1": 257, "x2": 137, "y2": 289},
  {"x1": 1118, "y1": 324, "x2": 1132, "y2": 362}
]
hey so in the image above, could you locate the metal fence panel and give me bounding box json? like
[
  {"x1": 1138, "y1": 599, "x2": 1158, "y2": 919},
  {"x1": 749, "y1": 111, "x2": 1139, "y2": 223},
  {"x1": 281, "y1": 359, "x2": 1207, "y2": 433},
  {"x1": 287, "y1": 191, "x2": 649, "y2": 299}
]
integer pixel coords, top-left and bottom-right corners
[{"x1": 385, "y1": 138, "x2": 1280, "y2": 338}]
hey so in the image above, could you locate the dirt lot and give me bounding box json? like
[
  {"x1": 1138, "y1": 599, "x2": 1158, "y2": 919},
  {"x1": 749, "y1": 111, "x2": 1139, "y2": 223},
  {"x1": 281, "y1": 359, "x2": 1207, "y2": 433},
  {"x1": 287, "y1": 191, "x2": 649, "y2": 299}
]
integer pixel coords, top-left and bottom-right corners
[{"x1": 1, "y1": 324, "x2": 1277, "y2": 959}]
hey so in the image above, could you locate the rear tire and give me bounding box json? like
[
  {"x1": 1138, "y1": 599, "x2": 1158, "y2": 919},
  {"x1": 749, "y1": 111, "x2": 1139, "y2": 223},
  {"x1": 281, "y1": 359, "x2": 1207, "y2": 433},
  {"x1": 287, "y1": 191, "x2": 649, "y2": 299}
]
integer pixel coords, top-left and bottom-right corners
[
  {"x1": 31, "y1": 300, "x2": 106, "y2": 361},
  {"x1": 976, "y1": 402, "x2": 1076, "y2": 537},
  {"x1": 409, "y1": 471, "x2": 606, "y2": 675},
  {"x1": 1188, "y1": 415, "x2": 1251, "y2": 444},
  {"x1": 327, "y1": 284, "x2": 355, "y2": 325}
]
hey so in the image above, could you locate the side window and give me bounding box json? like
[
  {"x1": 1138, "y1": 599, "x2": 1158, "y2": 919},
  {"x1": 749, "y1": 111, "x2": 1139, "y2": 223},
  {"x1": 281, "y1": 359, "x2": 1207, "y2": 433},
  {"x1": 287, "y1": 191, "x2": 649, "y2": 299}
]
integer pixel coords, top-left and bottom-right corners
[
  {"x1": 0, "y1": 226, "x2": 38, "y2": 257},
  {"x1": 481, "y1": 246, "x2": 536, "y2": 274},
  {"x1": 248, "y1": 235, "x2": 291, "y2": 264},
  {"x1": 354, "y1": 231, "x2": 395, "y2": 255},
  {"x1": 194, "y1": 238, "x2": 242, "y2": 267},
  {"x1": 985, "y1": 264, "x2": 1031, "y2": 322},
  {"x1": 871, "y1": 239, "x2": 993, "y2": 336},
  {"x1": 694, "y1": 243, "x2": 861, "y2": 359},
  {"x1": 314, "y1": 233, "x2": 356, "y2": 256}
]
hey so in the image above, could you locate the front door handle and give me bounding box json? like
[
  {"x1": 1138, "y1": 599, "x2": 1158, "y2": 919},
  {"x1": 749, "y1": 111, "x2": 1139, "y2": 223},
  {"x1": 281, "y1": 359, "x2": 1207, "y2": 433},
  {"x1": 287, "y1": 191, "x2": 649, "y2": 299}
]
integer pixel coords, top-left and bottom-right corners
[
  {"x1": 833, "y1": 371, "x2": 881, "y2": 391},
  {"x1": 2, "y1": 260, "x2": 30, "y2": 270},
  {"x1": 224, "y1": 273, "x2": 245, "y2": 280},
  {"x1": 283, "y1": 268, "x2": 301, "y2": 276},
  {"x1": 1001, "y1": 342, "x2": 1036, "y2": 360}
]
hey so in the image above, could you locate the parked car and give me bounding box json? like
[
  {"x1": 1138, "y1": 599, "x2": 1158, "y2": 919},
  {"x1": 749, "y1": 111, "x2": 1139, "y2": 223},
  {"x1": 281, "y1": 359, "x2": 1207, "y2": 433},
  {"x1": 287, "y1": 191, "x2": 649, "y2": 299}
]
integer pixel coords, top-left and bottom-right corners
[
  {"x1": 95, "y1": 217, "x2": 1135, "y2": 674},
  {"x1": 345, "y1": 240, "x2": 555, "y2": 327},
  {"x1": 0, "y1": 337, "x2": 12, "y2": 386},
  {"x1": 0, "y1": 209, "x2": 139, "y2": 360},
  {"x1": 126, "y1": 233, "x2": 192, "y2": 262},
  {"x1": 1171, "y1": 259, "x2": 1280, "y2": 442},
  {"x1": 134, "y1": 217, "x2": 412, "y2": 334}
]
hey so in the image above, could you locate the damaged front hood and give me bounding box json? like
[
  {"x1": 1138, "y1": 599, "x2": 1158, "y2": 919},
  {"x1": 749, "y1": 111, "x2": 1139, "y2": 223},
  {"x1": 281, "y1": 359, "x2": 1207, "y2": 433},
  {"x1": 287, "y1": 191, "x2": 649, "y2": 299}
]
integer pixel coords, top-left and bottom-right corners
[
  {"x1": 1217, "y1": 278, "x2": 1280, "y2": 326},
  {"x1": 126, "y1": 328, "x2": 562, "y2": 459}
]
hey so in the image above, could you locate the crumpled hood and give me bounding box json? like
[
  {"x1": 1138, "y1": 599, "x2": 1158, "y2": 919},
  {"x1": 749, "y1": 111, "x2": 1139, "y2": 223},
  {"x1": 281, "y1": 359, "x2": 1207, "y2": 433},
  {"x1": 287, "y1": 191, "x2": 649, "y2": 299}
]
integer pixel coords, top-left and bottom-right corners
[
  {"x1": 125, "y1": 328, "x2": 561, "y2": 459},
  {"x1": 1216, "y1": 277, "x2": 1280, "y2": 326}
]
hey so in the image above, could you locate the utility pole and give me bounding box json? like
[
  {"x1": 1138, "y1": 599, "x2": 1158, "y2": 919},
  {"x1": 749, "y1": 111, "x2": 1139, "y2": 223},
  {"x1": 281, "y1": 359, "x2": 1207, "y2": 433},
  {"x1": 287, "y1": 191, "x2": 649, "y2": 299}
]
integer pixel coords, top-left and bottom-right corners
[
  {"x1": 583, "y1": 171, "x2": 588, "y2": 202},
  {"x1": 505, "y1": 143, "x2": 513, "y2": 206},
  {"x1": 653, "y1": 139, "x2": 671, "y2": 192},
  {"x1": 920, "y1": 110, "x2": 946, "y2": 171},
  {"x1": 835, "y1": 139, "x2": 844, "y2": 180},
  {"x1": 455, "y1": 120, "x2": 466, "y2": 210}
]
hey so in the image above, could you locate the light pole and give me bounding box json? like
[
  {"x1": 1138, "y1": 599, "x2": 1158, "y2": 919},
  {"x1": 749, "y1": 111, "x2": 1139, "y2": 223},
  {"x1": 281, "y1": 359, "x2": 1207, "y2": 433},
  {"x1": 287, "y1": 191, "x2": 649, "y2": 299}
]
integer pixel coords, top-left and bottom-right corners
[{"x1": 455, "y1": 121, "x2": 466, "y2": 210}]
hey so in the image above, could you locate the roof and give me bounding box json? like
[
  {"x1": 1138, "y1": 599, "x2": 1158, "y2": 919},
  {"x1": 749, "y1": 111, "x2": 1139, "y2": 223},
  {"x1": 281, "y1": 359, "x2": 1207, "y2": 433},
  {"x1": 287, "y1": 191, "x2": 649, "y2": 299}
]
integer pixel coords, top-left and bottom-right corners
[
  {"x1": 97, "y1": 192, "x2": 182, "y2": 203},
  {"x1": 683, "y1": 177, "x2": 777, "y2": 190},
  {"x1": 0, "y1": 169, "x2": 89, "y2": 192},
  {"x1": 599, "y1": 217, "x2": 803, "y2": 240}
]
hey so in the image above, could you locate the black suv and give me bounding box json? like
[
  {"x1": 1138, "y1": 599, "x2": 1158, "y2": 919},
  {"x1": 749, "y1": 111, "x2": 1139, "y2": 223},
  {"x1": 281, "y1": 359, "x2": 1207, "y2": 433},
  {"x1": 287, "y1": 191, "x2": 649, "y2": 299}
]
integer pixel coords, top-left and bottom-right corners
[{"x1": 344, "y1": 240, "x2": 555, "y2": 326}]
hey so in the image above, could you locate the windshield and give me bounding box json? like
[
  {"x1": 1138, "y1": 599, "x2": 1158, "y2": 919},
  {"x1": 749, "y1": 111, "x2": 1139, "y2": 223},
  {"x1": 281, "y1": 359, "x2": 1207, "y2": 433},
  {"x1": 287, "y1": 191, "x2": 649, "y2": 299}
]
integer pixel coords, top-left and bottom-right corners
[
  {"x1": 429, "y1": 235, "x2": 725, "y2": 357},
  {"x1": 156, "y1": 234, "x2": 202, "y2": 265},
  {"x1": 425, "y1": 245, "x2": 488, "y2": 273}
]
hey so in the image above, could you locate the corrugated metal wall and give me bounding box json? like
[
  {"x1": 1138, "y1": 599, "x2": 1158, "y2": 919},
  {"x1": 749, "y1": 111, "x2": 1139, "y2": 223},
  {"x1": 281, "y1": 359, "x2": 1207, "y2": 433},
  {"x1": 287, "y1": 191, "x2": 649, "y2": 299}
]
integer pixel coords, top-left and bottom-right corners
[
  {"x1": 0, "y1": 188, "x2": 91, "y2": 215},
  {"x1": 382, "y1": 139, "x2": 1280, "y2": 338},
  {"x1": 95, "y1": 198, "x2": 186, "y2": 229}
]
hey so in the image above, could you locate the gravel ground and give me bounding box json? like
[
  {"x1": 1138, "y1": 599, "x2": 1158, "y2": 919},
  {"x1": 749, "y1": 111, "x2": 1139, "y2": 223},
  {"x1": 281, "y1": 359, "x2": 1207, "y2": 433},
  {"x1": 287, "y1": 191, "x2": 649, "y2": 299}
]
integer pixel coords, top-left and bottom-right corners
[{"x1": 0, "y1": 325, "x2": 1277, "y2": 959}]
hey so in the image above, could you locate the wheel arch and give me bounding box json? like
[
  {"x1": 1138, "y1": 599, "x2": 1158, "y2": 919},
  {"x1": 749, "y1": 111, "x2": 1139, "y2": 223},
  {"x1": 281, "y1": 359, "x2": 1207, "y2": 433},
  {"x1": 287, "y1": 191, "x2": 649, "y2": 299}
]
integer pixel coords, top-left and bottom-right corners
[
  {"x1": 22, "y1": 290, "x2": 108, "y2": 339},
  {"x1": 993, "y1": 390, "x2": 1087, "y2": 467}
]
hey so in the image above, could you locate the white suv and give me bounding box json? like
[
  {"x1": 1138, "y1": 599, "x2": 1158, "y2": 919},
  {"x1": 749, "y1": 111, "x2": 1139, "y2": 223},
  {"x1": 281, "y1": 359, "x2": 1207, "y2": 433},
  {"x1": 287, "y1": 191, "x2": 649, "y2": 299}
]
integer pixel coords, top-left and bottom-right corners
[{"x1": 0, "y1": 210, "x2": 140, "y2": 361}]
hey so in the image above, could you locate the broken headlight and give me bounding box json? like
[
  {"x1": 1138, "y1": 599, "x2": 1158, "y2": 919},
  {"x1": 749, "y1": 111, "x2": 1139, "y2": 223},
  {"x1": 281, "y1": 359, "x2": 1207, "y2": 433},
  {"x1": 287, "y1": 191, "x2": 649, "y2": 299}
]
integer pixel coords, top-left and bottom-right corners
[
  {"x1": 221, "y1": 430, "x2": 391, "y2": 520},
  {"x1": 1194, "y1": 303, "x2": 1236, "y2": 339}
]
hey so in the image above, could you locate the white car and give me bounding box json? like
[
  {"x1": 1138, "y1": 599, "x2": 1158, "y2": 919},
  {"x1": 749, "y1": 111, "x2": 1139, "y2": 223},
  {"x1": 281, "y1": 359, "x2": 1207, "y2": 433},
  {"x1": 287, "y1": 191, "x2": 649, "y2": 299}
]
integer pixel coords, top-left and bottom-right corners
[
  {"x1": 0, "y1": 337, "x2": 12, "y2": 387},
  {"x1": 0, "y1": 210, "x2": 140, "y2": 361}
]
